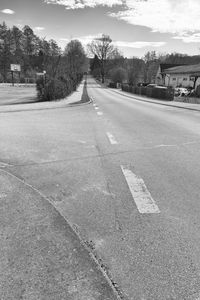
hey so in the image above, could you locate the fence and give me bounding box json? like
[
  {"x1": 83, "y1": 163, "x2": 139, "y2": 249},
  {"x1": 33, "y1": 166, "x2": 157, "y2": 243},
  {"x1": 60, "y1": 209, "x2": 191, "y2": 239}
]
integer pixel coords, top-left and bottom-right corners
[{"x1": 121, "y1": 84, "x2": 174, "y2": 101}]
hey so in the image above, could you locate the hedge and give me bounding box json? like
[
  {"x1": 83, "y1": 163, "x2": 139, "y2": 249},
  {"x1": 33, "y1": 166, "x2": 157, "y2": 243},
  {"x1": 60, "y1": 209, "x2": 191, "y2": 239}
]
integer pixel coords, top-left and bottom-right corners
[
  {"x1": 121, "y1": 84, "x2": 174, "y2": 101},
  {"x1": 36, "y1": 75, "x2": 83, "y2": 101}
]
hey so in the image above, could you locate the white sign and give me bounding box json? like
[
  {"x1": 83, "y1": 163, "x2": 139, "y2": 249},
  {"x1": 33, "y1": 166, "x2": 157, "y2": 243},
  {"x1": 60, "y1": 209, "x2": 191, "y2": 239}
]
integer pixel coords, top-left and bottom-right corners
[
  {"x1": 11, "y1": 64, "x2": 21, "y2": 72},
  {"x1": 36, "y1": 72, "x2": 45, "y2": 76}
]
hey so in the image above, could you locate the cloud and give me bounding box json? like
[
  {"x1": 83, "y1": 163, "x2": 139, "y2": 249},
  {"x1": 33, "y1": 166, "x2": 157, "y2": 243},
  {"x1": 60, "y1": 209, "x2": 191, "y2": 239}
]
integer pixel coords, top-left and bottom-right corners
[
  {"x1": 1, "y1": 9, "x2": 15, "y2": 14},
  {"x1": 34, "y1": 27, "x2": 45, "y2": 31},
  {"x1": 59, "y1": 34, "x2": 165, "y2": 49},
  {"x1": 109, "y1": 0, "x2": 200, "y2": 35},
  {"x1": 44, "y1": 0, "x2": 200, "y2": 41},
  {"x1": 173, "y1": 32, "x2": 200, "y2": 43},
  {"x1": 76, "y1": 34, "x2": 103, "y2": 44},
  {"x1": 59, "y1": 38, "x2": 70, "y2": 42},
  {"x1": 113, "y1": 40, "x2": 166, "y2": 48},
  {"x1": 44, "y1": 0, "x2": 123, "y2": 9}
]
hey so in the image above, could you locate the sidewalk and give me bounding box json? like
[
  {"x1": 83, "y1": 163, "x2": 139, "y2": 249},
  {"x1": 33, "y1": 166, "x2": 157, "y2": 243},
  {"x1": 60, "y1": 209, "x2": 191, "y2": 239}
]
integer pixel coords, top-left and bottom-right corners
[
  {"x1": 0, "y1": 82, "x2": 87, "y2": 113},
  {"x1": 0, "y1": 169, "x2": 118, "y2": 300},
  {"x1": 109, "y1": 88, "x2": 200, "y2": 112}
]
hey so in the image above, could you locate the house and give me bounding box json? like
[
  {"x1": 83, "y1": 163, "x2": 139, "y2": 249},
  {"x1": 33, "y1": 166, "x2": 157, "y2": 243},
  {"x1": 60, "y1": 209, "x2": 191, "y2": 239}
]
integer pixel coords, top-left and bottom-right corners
[
  {"x1": 156, "y1": 63, "x2": 200, "y2": 89},
  {"x1": 162, "y1": 64, "x2": 200, "y2": 89},
  {"x1": 155, "y1": 64, "x2": 183, "y2": 86}
]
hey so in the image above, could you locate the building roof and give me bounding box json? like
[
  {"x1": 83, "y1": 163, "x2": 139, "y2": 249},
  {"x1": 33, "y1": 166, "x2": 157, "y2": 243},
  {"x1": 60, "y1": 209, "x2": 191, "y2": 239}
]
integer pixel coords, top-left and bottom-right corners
[
  {"x1": 160, "y1": 64, "x2": 182, "y2": 73},
  {"x1": 164, "y1": 63, "x2": 200, "y2": 75}
]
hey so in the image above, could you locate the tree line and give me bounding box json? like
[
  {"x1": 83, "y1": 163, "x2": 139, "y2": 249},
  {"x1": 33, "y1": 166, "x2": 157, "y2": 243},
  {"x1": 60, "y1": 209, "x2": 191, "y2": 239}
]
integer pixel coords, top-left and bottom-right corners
[
  {"x1": 0, "y1": 22, "x2": 88, "y2": 101},
  {"x1": 88, "y1": 34, "x2": 200, "y2": 86},
  {"x1": 0, "y1": 22, "x2": 63, "y2": 82}
]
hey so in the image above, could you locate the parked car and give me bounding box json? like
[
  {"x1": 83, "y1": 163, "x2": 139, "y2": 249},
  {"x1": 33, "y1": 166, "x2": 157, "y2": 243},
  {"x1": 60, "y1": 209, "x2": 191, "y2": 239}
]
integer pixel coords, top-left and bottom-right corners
[
  {"x1": 146, "y1": 83, "x2": 157, "y2": 88},
  {"x1": 147, "y1": 84, "x2": 168, "y2": 90},
  {"x1": 174, "y1": 87, "x2": 193, "y2": 97},
  {"x1": 137, "y1": 83, "x2": 150, "y2": 87}
]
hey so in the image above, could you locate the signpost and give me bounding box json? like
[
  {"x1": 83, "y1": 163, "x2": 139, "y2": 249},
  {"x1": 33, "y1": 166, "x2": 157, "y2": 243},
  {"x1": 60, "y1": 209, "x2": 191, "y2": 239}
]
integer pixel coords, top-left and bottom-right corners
[
  {"x1": 10, "y1": 64, "x2": 21, "y2": 86},
  {"x1": 36, "y1": 70, "x2": 46, "y2": 84}
]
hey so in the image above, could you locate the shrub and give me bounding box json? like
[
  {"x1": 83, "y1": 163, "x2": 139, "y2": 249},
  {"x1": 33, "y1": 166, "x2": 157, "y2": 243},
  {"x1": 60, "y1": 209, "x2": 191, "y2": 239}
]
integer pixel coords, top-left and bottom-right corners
[
  {"x1": 108, "y1": 82, "x2": 117, "y2": 88},
  {"x1": 121, "y1": 84, "x2": 174, "y2": 101},
  {"x1": 36, "y1": 78, "x2": 69, "y2": 101},
  {"x1": 110, "y1": 67, "x2": 127, "y2": 84}
]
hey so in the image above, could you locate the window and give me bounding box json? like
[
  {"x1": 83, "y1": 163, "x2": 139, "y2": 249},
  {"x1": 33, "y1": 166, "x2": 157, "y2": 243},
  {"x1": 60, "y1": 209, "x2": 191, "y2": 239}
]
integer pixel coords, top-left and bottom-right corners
[
  {"x1": 183, "y1": 78, "x2": 188, "y2": 81},
  {"x1": 172, "y1": 78, "x2": 176, "y2": 81}
]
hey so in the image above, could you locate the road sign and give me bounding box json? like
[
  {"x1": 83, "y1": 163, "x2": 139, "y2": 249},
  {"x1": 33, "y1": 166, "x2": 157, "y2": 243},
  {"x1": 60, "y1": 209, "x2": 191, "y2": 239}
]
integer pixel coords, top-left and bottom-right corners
[
  {"x1": 11, "y1": 64, "x2": 21, "y2": 72},
  {"x1": 36, "y1": 72, "x2": 45, "y2": 76}
]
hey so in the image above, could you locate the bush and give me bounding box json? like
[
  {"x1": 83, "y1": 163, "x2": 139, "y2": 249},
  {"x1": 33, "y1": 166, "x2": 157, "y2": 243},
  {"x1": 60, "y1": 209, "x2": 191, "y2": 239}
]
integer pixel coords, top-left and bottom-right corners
[
  {"x1": 19, "y1": 77, "x2": 25, "y2": 83},
  {"x1": 109, "y1": 67, "x2": 127, "y2": 84},
  {"x1": 121, "y1": 84, "x2": 174, "y2": 101},
  {"x1": 36, "y1": 78, "x2": 69, "y2": 101},
  {"x1": 0, "y1": 73, "x2": 4, "y2": 83},
  {"x1": 108, "y1": 82, "x2": 117, "y2": 88}
]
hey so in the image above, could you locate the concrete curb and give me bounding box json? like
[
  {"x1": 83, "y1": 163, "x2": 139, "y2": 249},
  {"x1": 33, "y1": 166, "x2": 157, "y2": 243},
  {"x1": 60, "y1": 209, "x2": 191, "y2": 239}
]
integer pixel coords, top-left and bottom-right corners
[
  {"x1": 94, "y1": 78, "x2": 200, "y2": 112},
  {"x1": 0, "y1": 168, "x2": 125, "y2": 300},
  {"x1": 109, "y1": 89, "x2": 200, "y2": 112},
  {"x1": 0, "y1": 86, "x2": 92, "y2": 114}
]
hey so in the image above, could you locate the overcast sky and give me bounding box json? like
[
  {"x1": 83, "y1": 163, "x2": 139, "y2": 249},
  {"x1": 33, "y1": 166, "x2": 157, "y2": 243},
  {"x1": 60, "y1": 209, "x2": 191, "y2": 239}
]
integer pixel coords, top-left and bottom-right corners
[{"x1": 1, "y1": 0, "x2": 200, "y2": 58}]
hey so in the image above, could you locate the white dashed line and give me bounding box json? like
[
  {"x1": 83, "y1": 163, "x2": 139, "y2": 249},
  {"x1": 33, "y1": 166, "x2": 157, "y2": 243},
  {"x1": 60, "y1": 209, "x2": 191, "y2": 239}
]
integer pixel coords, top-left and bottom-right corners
[
  {"x1": 95, "y1": 107, "x2": 99, "y2": 110},
  {"x1": 121, "y1": 166, "x2": 160, "y2": 214},
  {"x1": 106, "y1": 132, "x2": 118, "y2": 145},
  {"x1": 97, "y1": 111, "x2": 103, "y2": 116}
]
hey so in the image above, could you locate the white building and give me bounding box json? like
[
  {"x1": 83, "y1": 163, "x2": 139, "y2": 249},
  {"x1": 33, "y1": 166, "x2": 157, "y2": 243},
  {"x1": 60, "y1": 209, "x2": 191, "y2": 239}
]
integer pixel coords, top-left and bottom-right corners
[{"x1": 156, "y1": 63, "x2": 200, "y2": 89}]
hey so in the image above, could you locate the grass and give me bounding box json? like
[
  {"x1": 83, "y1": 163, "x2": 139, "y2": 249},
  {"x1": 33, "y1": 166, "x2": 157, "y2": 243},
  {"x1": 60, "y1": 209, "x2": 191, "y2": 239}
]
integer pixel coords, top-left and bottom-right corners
[{"x1": 0, "y1": 84, "x2": 37, "y2": 105}]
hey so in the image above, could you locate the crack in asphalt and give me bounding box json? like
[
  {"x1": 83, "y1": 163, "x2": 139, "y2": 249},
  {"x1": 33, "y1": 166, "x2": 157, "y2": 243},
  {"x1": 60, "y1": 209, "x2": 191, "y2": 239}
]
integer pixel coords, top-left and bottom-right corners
[{"x1": 0, "y1": 140, "x2": 198, "y2": 169}]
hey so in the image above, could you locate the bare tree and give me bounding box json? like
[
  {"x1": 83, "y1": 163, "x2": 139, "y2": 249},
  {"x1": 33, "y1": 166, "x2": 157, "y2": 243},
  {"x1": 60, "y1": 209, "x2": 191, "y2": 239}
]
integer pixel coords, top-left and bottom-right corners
[{"x1": 87, "y1": 34, "x2": 115, "y2": 83}]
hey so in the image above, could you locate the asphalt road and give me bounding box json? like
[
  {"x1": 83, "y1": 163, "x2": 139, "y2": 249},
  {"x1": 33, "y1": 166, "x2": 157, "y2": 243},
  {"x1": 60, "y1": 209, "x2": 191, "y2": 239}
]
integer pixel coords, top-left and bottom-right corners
[{"x1": 1, "y1": 77, "x2": 200, "y2": 299}]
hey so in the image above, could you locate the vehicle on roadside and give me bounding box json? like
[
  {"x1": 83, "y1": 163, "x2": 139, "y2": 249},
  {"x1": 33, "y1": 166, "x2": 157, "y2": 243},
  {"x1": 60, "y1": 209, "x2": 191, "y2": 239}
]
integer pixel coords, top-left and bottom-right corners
[
  {"x1": 174, "y1": 87, "x2": 194, "y2": 97},
  {"x1": 147, "y1": 84, "x2": 168, "y2": 90},
  {"x1": 137, "y1": 83, "x2": 150, "y2": 87},
  {"x1": 146, "y1": 83, "x2": 157, "y2": 88}
]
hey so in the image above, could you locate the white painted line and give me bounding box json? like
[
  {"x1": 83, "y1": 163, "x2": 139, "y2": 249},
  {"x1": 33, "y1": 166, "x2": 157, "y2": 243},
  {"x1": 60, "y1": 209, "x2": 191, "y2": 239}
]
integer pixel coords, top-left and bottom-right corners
[
  {"x1": 97, "y1": 111, "x2": 103, "y2": 116},
  {"x1": 95, "y1": 107, "x2": 99, "y2": 110},
  {"x1": 106, "y1": 132, "x2": 118, "y2": 145},
  {"x1": 93, "y1": 103, "x2": 97, "y2": 107},
  {"x1": 121, "y1": 166, "x2": 160, "y2": 214}
]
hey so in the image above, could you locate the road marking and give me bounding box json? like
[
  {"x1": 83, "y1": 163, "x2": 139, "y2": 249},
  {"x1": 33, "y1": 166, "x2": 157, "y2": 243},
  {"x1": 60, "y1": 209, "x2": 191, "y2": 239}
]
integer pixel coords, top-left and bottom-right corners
[
  {"x1": 97, "y1": 111, "x2": 103, "y2": 116},
  {"x1": 95, "y1": 106, "x2": 99, "y2": 110},
  {"x1": 106, "y1": 132, "x2": 118, "y2": 145},
  {"x1": 121, "y1": 166, "x2": 160, "y2": 214}
]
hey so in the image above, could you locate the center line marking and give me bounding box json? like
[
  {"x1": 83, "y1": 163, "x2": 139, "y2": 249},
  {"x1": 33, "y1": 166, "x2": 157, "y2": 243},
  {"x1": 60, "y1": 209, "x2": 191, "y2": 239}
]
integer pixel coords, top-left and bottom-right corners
[
  {"x1": 121, "y1": 166, "x2": 160, "y2": 214},
  {"x1": 97, "y1": 111, "x2": 103, "y2": 116},
  {"x1": 106, "y1": 132, "x2": 118, "y2": 144}
]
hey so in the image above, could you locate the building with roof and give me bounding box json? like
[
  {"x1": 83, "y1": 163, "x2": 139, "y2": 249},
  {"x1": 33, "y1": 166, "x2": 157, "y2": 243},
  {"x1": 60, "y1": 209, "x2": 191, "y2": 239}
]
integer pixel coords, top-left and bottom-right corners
[
  {"x1": 156, "y1": 63, "x2": 200, "y2": 89},
  {"x1": 155, "y1": 64, "x2": 183, "y2": 86}
]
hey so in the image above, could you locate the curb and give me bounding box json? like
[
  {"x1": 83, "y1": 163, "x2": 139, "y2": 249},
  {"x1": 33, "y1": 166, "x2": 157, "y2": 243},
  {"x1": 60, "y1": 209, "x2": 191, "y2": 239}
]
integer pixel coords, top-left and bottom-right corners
[
  {"x1": 68, "y1": 82, "x2": 93, "y2": 106},
  {"x1": 109, "y1": 89, "x2": 200, "y2": 112},
  {"x1": 0, "y1": 168, "x2": 125, "y2": 300},
  {"x1": 0, "y1": 89, "x2": 93, "y2": 114}
]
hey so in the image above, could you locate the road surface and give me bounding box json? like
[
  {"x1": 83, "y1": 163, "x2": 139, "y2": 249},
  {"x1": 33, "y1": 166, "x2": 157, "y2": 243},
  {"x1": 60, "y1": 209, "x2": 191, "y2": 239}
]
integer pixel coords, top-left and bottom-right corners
[{"x1": 1, "y1": 76, "x2": 200, "y2": 299}]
